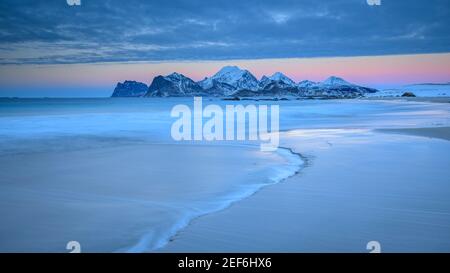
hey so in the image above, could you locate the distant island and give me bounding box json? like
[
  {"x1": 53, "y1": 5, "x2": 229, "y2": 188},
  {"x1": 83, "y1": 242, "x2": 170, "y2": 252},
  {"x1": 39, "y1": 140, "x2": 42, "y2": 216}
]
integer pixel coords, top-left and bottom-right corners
[{"x1": 111, "y1": 66, "x2": 378, "y2": 99}]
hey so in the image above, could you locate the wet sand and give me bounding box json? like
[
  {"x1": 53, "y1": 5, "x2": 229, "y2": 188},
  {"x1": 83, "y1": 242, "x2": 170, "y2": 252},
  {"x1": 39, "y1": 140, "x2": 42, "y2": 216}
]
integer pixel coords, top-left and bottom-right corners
[
  {"x1": 159, "y1": 129, "x2": 450, "y2": 252},
  {"x1": 365, "y1": 97, "x2": 450, "y2": 104},
  {"x1": 378, "y1": 127, "x2": 450, "y2": 141},
  {"x1": 0, "y1": 143, "x2": 299, "y2": 252}
]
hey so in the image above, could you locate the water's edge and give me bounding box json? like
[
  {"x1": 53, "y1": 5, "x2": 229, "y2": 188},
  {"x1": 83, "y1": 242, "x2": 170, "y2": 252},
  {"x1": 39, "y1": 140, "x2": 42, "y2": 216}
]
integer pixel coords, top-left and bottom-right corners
[{"x1": 124, "y1": 145, "x2": 307, "y2": 253}]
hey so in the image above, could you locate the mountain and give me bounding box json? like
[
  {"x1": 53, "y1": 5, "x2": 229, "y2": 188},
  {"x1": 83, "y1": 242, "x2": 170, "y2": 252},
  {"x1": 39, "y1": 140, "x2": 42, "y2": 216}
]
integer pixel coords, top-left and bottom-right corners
[
  {"x1": 113, "y1": 68, "x2": 379, "y2": 98},
  {"x1": 145, "y1": 72, "x2": 204, "y2": 97},
  {"x1": 321, "y1": 76, "x2": 353, "y2": 86},
  {"x1": 111, "y1": 81, "x2": 148, "y2": 97},
  {"x1": 198, "y1": 66, "x2": 259, "y2": 95},
  {"x1": 259, "y1": 72, "x2": 297, "y2": 89},
  {"x1": 299, "y1": 76, "x2": 377, "y2": 98},
  {"x1": 298, "y1": 80, "x2": 318, "y2": 88},
  {"x1": 241, "y1": 72, "x2": 299, "y2": 97}
]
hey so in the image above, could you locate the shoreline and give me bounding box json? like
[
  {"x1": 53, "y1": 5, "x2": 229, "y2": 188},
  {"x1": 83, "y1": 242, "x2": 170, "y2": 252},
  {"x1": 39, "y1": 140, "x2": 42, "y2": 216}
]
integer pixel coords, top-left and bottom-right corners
[
  {"x1": 0, "y1": 141, "x2": 305, "y2": 253},
  {"x1": 130, "y1": 145, "x2": 306, "y2": 252},
  {"x1": 364, "y1": 97, "x2": 450, "y2": 104}
]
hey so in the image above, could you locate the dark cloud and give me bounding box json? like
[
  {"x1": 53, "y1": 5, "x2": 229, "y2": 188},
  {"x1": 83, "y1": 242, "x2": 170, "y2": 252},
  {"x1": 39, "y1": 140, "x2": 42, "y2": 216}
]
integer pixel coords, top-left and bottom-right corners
[{"x1": 0, "y1": 0, "x2": 449, "y2": 64}]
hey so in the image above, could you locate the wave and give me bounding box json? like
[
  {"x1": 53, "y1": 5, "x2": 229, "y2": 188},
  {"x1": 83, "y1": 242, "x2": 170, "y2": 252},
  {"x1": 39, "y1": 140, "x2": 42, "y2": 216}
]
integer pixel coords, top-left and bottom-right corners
[{"x1": 124, "y1": 145, "x2": 305, "y2": 253}]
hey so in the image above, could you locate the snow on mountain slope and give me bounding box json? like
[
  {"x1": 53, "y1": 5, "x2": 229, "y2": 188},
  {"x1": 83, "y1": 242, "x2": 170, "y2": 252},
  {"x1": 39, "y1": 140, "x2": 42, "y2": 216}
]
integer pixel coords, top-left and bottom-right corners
[
  {"x1": 198, "y1": 66, "x2": 259, "y2": 95},
  {"x1": 259, "y1": 72, "x2": 297, "y2": 89},
  {"x1": 146, "y1": 72, "x2": 203, "y2": 97},
  {"x1": 299, "y1": 76, "x2": 377, "y2": 98},
  {"x1": 320, "y1": 76, "x2": 353, "y2": 86},
  {"x1": 298, "y1": 80, "x2": 318, "y2": 88},
  {"x1": 116, "y1": 68, "x2": 379, "y2": 98}
]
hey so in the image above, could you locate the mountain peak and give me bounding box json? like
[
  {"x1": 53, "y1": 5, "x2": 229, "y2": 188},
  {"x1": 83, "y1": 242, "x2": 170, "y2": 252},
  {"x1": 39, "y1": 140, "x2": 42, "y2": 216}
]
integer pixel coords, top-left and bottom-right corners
[
  {"x1": 111, "y1": 80, "x2": 148, "y2": 97},
  {"x1": 259, "y1": 72, "x2": 296, "y2": 89},
  {"x1": 298, "y1": 80, "x2": 317, "y2": 88},
  {"x1": 199, "y1": 65, "x2": 258, "y2": 94},
  {"x1": 212, "y1": 66, "x2": 250, "y2": 80},
  {"x1": 147, "y1": 72, "x2": 202, "y2": 97},
  {"x1": 260, "y1": 75, "x2": 270, "y2": 81},
  {"x1": 167, "y1": 72, "x2": 185, "y2": 79},
  {"x1": 216, "y1": 65, "x2": 241, "y2": 75},
  {"x1": 269, "y1": 72, "x2": 295, "y2": 85},
  {"x1": 322, "y1": 76, "x2": 352, "y2": 86},
  {"x1": 270, "y1": 72, "x2": 286, "y2": 80}
]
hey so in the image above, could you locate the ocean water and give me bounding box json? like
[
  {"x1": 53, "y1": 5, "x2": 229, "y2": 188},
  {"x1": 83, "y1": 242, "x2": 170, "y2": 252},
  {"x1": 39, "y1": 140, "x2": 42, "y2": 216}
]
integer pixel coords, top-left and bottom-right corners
[
  {"x1": 2, "y1": 98, "x2": 448, "y2": 142},
  {"x1": 0, "y1": 97, "x2": 304, "y2": 252},
  {"x1": 0, "y1": 97, "x2": 449, "y2": 252}
]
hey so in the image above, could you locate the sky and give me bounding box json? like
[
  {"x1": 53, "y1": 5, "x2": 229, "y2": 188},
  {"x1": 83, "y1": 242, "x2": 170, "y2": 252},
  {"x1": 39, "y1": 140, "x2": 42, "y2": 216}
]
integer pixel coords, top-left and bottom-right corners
[{"x1": 0, "y1": 0, "x2": 449, "y2": 96}]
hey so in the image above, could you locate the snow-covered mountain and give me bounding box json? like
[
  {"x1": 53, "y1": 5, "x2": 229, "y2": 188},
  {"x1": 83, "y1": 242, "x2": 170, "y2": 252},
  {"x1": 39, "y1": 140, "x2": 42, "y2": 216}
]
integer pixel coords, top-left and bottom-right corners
[
  {"x1": 146, "y1": 72, "x2": 204, "y2": 97},
  {"x1": 299, "y1": 76, "x2": 377, "y2": 98},
  {"x1": 111, "y1": 81, "x2": 148, "y2": 97},
  {"x1": 198, "y1": 66, "x2": 259, "y2": 95},
  {"x1": 320, "y1": 76, "x2": 353, "y2": 86},
  {"x1": 297, "y1": 80, "x2": 318, "y2": 88},
  {"x1": 113, "y1": 68, "x2": 378, "y2": 98},
  {"x1": 259, "y1": 72, "x2": 297, "y2": 89},
  {"x1": 232, "y1": 72, "x2": 300, "y2": 97}
]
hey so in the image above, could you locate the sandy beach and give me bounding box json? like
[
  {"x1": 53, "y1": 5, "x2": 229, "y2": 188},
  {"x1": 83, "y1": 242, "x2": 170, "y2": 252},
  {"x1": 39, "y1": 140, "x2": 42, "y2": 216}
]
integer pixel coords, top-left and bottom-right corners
[
  {"x1": 160, "y1": 128, "x2": 450, "y2": 252},
  {"x1": 158, "y1": 99, "x2": 450, "y2": 252}
]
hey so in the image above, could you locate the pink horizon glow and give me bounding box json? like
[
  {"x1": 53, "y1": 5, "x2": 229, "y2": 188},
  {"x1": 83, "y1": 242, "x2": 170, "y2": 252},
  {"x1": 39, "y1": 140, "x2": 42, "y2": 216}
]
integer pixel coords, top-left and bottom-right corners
[{"x1": 0, "y1": 53, "x2": 449, "y2": 89}]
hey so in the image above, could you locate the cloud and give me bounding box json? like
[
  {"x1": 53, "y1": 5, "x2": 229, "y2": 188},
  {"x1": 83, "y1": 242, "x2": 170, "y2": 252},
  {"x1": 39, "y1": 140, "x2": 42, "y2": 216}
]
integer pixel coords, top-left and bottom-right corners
[{"x1": 0, "y1": 0, "x2": 449, "y2": 64}]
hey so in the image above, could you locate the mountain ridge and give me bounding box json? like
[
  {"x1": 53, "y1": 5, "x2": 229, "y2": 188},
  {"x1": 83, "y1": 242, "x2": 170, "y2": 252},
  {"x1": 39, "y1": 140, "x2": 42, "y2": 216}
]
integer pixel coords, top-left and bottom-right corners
[{"x1": 112, "y1": 66, "x2": 378, "y2": 98}]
